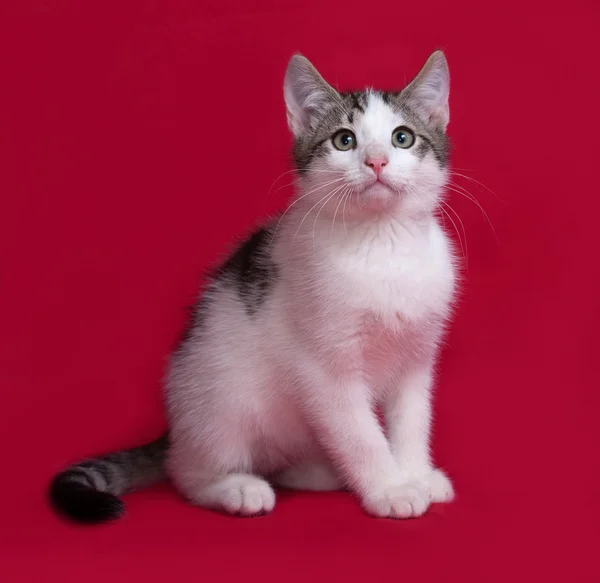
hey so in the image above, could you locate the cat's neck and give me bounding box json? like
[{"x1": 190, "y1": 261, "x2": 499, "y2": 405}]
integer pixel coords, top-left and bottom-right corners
[{"x1": 279, "y1": 199, "x2": 437, "y2": 259}]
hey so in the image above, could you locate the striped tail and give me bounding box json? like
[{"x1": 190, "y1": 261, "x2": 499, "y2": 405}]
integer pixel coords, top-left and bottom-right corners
[{"x1": 49, "y1": 434, "x2": 168, "y2": 523}]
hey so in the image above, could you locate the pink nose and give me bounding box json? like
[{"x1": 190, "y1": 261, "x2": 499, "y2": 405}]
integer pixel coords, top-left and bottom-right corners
[{"x1": 365, "y1": 157, "x2": 388, "y2": 175}]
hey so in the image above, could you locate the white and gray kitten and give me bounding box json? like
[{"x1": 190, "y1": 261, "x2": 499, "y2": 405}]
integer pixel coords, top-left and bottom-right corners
[{"x1": 50, "y1": 51, "x2": 457, "y2": 522}]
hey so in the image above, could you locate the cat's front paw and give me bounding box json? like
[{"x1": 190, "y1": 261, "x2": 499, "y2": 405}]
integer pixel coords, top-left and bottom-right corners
[
  {"x1": 419, "y1": 468, "x2": 455, "y2": 503},
  {"x1": 361, "y1": 482, "x2": 430, "y2": 519}
]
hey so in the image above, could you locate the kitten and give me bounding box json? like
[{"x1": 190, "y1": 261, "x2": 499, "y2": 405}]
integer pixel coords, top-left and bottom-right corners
[{"x1": 50, "y1": 51, "x2": 457, "y2": 522}]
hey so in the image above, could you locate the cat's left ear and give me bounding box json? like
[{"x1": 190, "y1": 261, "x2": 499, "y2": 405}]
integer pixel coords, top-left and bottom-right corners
[
  {"x1": 402, "y1": 51, "x2": 450, "y2": 130},
  {"x1": 284, "y1": 54, "x2": 340, "y2": 137}
]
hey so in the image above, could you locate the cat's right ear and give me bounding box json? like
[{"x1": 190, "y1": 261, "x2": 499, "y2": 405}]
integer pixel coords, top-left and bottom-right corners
[
  {"x1": 402, "y1": 51, "x2": 450, "y2": 130},
  {"x1": 284, "y1": 54, "x2": 339, "y2": 137}
]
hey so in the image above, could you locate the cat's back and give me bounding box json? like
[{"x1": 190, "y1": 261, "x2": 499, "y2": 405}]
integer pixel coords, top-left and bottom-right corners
[{"x1": 166, "y1": 225, "x2": 283, "y2": 402}]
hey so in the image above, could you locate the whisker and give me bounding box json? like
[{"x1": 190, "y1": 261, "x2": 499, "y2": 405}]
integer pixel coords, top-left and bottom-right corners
[
  {"x1": 341, "y1": 188, "x2": 351, "y2": 238},
  {"x1": 266, "y1": 168, "x2": 346, "y2": 199},
  {"x1": 404, "y1": 181, "x2": 467, "y2": 262},
  {"x1": 330, "y1": 184, "x2": 352, "y2": 238},
  {"x1": 400, "y1": 184, "x2": 437, "y2": 238},
  {"x1": 416, "y1": 176, "x2": 499, "y2": 246},
  {"x1": 293, "y1": 182, "x2": 348, "y2": 245},
  {"x1": 448, "y1": 170, "x2": 503, "y2": 202},
  {"x1": 268, "y1": 177, "x2": 348, "y2": 247},
  {"x1": 445, "y1": 183, "x2": 499, "y2": 245},
  {"x1": 438, "y1": 203, "x2": 467, "y2": 264},
  {"x1": 279, "y1": 175, "x2": 347, "y2": 198},
  {"x1": 440, "y1": 200, "x2": 469, "y2": 268},
  {"x1": 313, "y1": 186, "x2": 345, "y2": 250},
  {"x1": 266, "y1": 169, "x2": 299, "y2": 197}
]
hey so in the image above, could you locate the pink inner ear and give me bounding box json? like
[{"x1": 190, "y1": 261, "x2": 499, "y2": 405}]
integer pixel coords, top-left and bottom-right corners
[
  {"x1": 409, "y1": 86, "x2": 449, "y2": 128},
  {"x1": 284, "y1": 55, "x2": 340, "y2": 135},
  {"x1": 403, "y1": 53, "x2": 450, "y2": 128}
]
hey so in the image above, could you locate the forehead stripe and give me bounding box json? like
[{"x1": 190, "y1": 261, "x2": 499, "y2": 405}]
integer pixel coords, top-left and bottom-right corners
[{"x1": 349, "y1": 93, "x2": 365, "y2": 113}]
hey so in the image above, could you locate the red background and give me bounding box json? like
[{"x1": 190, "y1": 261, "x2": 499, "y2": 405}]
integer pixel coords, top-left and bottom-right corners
[{"x1": 1, "y1": 1, "x2": 598, "y2": 581}]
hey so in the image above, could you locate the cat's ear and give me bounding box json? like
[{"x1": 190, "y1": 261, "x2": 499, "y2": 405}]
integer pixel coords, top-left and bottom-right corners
[
  {"x1": 284, "y1": 54, "x2": 339, "y2": 136},
  {"x1": 402, "y1": 51, "x2": 450, "y2": 130}
]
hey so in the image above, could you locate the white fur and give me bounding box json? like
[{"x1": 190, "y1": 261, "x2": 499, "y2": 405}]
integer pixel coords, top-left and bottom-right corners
[{"x1": 165, "y1": 55, "x2": 456, "y2": 519}]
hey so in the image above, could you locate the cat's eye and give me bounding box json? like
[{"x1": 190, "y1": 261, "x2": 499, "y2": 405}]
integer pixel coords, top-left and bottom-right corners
[
  {"x1": 392, "y1": 127, "x2": 415, "y2": 149},
  {"x1": 332, "y1": 130, "x2": 356, "y2": 151}
]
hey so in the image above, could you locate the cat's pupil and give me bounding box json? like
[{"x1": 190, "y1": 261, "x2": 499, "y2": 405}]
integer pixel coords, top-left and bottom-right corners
[
  {"x1": 342, "y1": 134, "x2": 352, "y2": 145},
  {"x1": 397, "y1": 133, "x2": 406, "y2": 143}
]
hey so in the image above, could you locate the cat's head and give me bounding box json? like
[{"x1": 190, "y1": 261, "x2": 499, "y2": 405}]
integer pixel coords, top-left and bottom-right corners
[{"x1": 284, "y1": 52, "x2": 450, "y2": 219}]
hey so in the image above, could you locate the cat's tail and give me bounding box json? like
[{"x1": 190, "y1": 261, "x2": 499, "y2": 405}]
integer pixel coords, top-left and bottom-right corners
[{"x1": 49, "y1": 434, "x2": 168, "y2": 524}]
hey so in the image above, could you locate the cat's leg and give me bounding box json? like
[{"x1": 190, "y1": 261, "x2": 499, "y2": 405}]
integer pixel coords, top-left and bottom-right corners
[
  {"x1": 384, "y1": 365, "x2": 455, "y2": 504},
  {"x1": 167, "y1": 429, "x2": 275, "y2": 517},
  {"x1": 169, "y1": 462, "x2": 276, "y2": 517},
  {"x1": 181, "y1": 473, "x2": 275, "y2": 516},
  {"x1": 272, "y1": 461, "x2": 342, "y2": 491},
  {"x1": 302, "y1": 373, "x2": 431, "y2": 519}
]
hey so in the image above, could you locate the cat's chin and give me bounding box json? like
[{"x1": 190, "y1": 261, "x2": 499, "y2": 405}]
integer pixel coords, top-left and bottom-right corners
[{"x1": 360, "y1": 182, "x2": 400, "y2": 213}]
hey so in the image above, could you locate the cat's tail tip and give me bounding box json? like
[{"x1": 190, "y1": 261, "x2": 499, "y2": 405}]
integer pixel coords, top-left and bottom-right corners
[
  {"x1": 48, "y1": 434, "x2": 168, "y2": 524},
  {"x1": 49, "y1": 471, "x2": 125, "y2": 523}
]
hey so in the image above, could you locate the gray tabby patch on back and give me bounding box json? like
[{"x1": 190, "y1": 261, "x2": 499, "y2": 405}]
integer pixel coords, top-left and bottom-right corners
[
  {"x1": 180, "y1": 226, "x2": 279, "y2": 344},
  {"x1": 293, "y1": 90, "x2": 449, "y2": 173},
  {"x1": 215, "y1": 225, "x2": 279, "y2": 316}
]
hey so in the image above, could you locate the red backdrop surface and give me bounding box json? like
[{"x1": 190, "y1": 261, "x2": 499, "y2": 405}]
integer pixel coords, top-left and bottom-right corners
[{"x1": 1, "y1": 1, "x2": 599, "y2": 581}]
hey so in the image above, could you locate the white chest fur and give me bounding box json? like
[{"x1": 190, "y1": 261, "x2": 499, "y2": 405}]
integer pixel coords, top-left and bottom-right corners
[
  {"x1": 317, "y1": 217, "x2": 455, "y2": 326},
  {"x1": 276, "y1": 215, "x2": 456, "y2": 388}
]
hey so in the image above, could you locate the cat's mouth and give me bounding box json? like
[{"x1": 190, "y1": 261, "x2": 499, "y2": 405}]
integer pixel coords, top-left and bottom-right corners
[{"x1": 363, "y1": 177, "x2": 398, "y2": 198}]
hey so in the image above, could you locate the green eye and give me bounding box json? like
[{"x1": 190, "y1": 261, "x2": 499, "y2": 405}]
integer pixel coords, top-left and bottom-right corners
[
  {"x1": 332, "y1": 130, "x2": 356, "y2": 151},
  {"x1": 392, "y1": 126, "x2": 415, "y2": 149}
]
